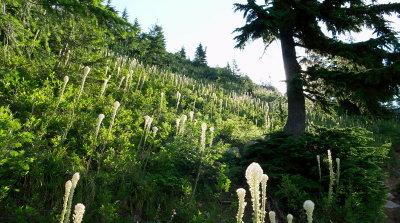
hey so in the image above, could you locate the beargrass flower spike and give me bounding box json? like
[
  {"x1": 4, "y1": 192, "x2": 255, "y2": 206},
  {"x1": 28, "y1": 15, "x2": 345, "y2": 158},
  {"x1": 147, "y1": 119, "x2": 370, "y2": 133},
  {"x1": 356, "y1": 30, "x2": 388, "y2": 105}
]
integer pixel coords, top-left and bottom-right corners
[
  {"x1": 303, "y1": 200, "x2": 315, "y2": 223},
  {"x1": 106, "y1": 102, "x2": 120, "y2": 142},
  {"x1": 336, "y1": 157, "x2": 340, "y2": 186},
  {"x1": 105, "y1": 65, "x2": 109, "y2": 76},
  {"x1": 245, "y1": 162, "x2": 263, "y2": 223},
  {"x1": 56, "y1": 76, "x2": 69, "y2": 109},
  {"x1": 76, "y1": 66, "x2": 91, "y2": 101},
  {"x1": 94, "y1": 114, "x2": 105, "y2": 141},
  {"x1": 72, "y1": 203, "x2": 85, "y2": 223},
  {"x1": 189, "y1": 111, "x2": 194, "y2": 121},
  {"x1": 64, "y1": 173, "x2": 80, "y2": 223},
  {"x1": 269, "y1": 211, "x2": 276, "y2": 223},
  {"x1": 71, "y1": 172, "x2": 80, "y2": 190},
  {"x1": 152, "y1": 126, "x2": 158, "y2": 138},
  {"x1": 287, "y1": 214, "x2": 293, "y2": 223},
  {"x1": 176, "y1": 91, "x2": 181, "y2": 109},
  {"x1": 116, "y1": 66, "x2": 121, "y2": 77},
  {"x1": 260, "y1": 174, "x2": 269, "y2": 223},
  {"x1": 124, "y1": 72, "x2": 131, "y2": 91},
  {"x1": 160, "y1": 92, "x2": 165, "y2": 112},
  {"x1": 209, "y1": 127, "x2": 214, "y2": 147},
  {"x1": 179, "y1": 115, "x2": 187, "y2": 135},
  {"x1": 60, "y1": 180, "x2": 72, "y2": 223},
  {"x1": 317, "y1": 155, "x2": 321, "y2": 181},
  {"x1": 175, "y1": 118, "x2": 181, "y2": 135},
  {"x1": 143, "y1": 115, "x2": 153, "y2": 142},
  {"x1": 236, "y1": 188, "x2": 246, "y2": 223},
  {"x1": 118, "y1": 76, "x2": 125, "y2": 89},
  {"x1": 200, "y1": 123, "x2": 207, "y2": 152},
  {"x1": 327, "y1": 150, "x2": 334, "y2": 204},
  {"x1": 144, "y1": 115, "x2": 151, "y2": 129},
  {"x1": 100, "y1": 75, "x2": 111, "y2": 97},
  {"x1": 143, "y1": 115, "x2": 153, "y2": 132}
]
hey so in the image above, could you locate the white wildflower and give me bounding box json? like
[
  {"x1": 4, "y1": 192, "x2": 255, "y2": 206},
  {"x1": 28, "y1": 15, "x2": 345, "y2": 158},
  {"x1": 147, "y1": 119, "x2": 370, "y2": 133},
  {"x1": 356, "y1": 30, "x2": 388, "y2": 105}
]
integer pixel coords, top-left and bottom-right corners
[
  {"x1": 287, "y1": 214, "x2": 293, "y2": 223},
  {"x1": 303, "y1": 200, "x2": 315, "y2": 223},
  {"x1": 60, "y1": 180, "x2": 72, "y2": 223},
  {"x1": 236, "y1": 188, "x2": 246, "y2": 223},
  {"x1": 94, "y1": 114, "x2": 105, "y2": 141},
  {"x1": 152, "y1": 126, "x2": 159, "y2": 138},
  {"x1": 269, "y1": 211, "x2": 276, "y2": 223},
  {"x1": 245, "y1": 162, "x2": 263, "y2": 223},
  {"x1": 100, "y1": 75, "x2": 111, "y2": 97},
  {"x1": 72, "y1": 203, "x2": 85, "y2": 223},
  {"x1": 189, "y1": 111, "x2": 194, "y2": 121},
  {"x1": 200, "y1": 123, "x2": 207, "y2": 152}
]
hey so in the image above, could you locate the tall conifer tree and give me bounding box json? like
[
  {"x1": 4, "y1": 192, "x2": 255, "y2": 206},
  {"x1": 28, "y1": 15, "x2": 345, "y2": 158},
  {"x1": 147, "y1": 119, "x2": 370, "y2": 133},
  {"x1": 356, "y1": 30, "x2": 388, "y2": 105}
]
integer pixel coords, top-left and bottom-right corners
[
  {"x1": 146, "y1": 24, "x2": 167, "y2": 66},
  {"x1": 194, "y1": 43, "x2": 207, "y2": 66},
  {"x1": 234, "y1": 0, "x2": 400, "y2": 137},
  {"x1": 178, "y1": 46, "x2": 187, "y2": 59}
]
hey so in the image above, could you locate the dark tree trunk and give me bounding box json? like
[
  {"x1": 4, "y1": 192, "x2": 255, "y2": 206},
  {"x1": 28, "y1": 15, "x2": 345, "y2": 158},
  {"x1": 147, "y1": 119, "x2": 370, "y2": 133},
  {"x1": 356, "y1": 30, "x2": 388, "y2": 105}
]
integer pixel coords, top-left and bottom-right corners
[{"x1": 279, "y1": 28, "x2": 306, "y2": 137}]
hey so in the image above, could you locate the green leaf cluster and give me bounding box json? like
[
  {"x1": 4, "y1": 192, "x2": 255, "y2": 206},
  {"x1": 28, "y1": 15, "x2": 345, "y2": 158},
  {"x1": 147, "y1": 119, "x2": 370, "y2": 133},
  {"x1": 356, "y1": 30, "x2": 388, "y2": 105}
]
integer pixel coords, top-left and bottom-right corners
[{"x1": 240, "y1": 127, "x2": 389, "y2": 222}]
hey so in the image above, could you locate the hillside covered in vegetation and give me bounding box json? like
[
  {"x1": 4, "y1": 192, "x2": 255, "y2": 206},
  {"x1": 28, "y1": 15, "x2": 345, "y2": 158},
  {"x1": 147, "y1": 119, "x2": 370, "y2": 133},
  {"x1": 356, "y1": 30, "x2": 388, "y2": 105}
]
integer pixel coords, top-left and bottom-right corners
[{"x1": 1, "y1": 0, "x2": 399, "y2": 223}]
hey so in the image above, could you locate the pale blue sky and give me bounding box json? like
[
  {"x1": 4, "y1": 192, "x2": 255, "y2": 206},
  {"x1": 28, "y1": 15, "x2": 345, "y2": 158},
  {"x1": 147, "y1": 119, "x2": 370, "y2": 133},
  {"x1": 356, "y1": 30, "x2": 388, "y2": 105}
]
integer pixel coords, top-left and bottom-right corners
[
  {"x1": 112, "y1": 0, "x2": 286, "y2": 92},
  {"x1": 111, "y1": 0, "x2": 399, "y2": 93}
]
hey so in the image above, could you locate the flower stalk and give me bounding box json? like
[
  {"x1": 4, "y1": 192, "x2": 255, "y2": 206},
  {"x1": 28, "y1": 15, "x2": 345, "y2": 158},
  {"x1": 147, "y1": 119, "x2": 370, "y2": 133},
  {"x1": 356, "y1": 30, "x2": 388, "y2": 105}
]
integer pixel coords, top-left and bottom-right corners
[
  {"x1": 60, "y1": 180, "x2": 72, "y2": 223},
  {"x1": 56, "y1": 76, "x2": 69, "y2": 109},
  {"x1": 303, "y1": 200, "x2": 315, "y2": 223},
  {"x1": 236, "y1": 188, "x2": 246, "y2": 223},
  {"x1": 287, "y1": 214, "x2": 293, "y2": 223},
  {"x1": 189, "y1": 111, "x2": 194, "y2": 121},
  {"x1": 76, "y1": 66, "x2": 91, "y2": 102},
  {"x1": 94, "y1": 114, "x2": 105, "y2": 142},
  {"x1": 176, "y1": 91, "x2": 181, "y2": 110},
  {"x1": 327, "y1": 150, "x2": 335, "y2": 204},
  {"x1": 245, "y1": 162, "x2": 263, "y2": 223},
  {"x1": 72, "y1": 203, "x2": 85, "y2": 223},
  {"x1": 179, "y1": 115, "x2": 187, "y2": 135},
  {"x1": 317, "y1": 155, "x2": 321, "y2": 181},
  {"x1": 260, "y1": 174, "x2": 268, "y2": 223},
  {"x1": 100, "y1": 75, "x2": 111, "y2": 97},
  {"x1": 209, "y1": 127, "x2": 214, "y2": 147},
  {"x1": 269, "y1": 211, "x2": 276, "y2": 223},
  {"x1": 63, "y1": 173, "x2": 80, "y2": 223},
  {"x1": 336, "y1": 158, "x2": 340, "y2": 186}
]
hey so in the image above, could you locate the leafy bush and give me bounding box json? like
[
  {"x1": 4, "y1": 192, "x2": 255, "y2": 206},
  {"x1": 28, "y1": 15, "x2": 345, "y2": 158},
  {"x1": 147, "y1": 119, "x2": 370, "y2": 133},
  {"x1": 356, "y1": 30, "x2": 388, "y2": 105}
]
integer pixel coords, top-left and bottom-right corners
[
  {"x1": 0, "y1": 106, "x2": 34, "y2": 202},
  {"x1": 239, "y1": 126, "x2": 389, "y2": 223}
]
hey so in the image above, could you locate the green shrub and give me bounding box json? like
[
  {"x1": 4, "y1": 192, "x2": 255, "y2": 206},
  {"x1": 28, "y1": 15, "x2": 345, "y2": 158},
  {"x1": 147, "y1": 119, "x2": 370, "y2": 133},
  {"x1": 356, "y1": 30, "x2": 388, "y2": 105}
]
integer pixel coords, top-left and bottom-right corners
[{"x1": 240, "y1": 126, "x2": 389, "y2": 223}]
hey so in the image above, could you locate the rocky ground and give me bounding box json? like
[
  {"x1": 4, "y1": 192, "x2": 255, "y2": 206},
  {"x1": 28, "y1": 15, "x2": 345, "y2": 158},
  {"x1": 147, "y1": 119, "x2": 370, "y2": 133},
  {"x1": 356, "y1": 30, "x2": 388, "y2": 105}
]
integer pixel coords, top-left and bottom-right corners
[{"x1": 384, "y1": 151, "x2": 400, "y2": 223}]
